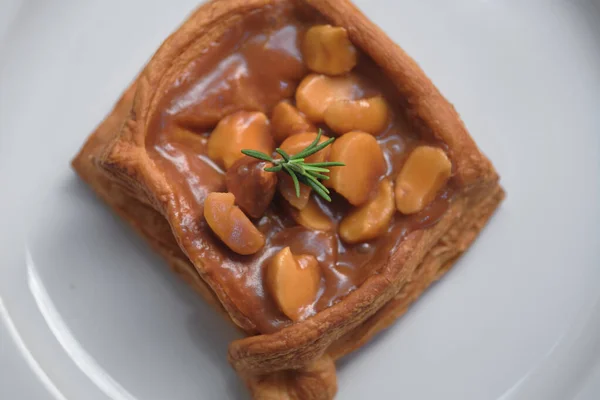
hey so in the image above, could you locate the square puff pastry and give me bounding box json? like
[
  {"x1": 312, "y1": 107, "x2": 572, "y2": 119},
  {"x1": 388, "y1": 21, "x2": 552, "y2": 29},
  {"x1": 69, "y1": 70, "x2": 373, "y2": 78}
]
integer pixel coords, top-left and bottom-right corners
[{"x1": 72, "y1": 0, "x2": 505, "y2": 398}]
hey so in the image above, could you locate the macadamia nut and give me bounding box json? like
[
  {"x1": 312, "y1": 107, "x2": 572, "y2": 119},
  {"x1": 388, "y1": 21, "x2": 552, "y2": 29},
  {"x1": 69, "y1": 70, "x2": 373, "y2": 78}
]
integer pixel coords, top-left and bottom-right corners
[
  {"x1": 395, "y1": 146, "x2": 452, "y2": 214},
  {"x1": 302, "y1": 25, "x2": 357, "y2": 76},
  {"x1": 266, "y1": 247, "x2": 321, "y2": 321},
  {"x1": 296, "y1": 74, "x2": 362, "y2": 123},
  {"x1": 204, "y1": 192, "x2": 265, "y2": 255},
  {"x1": 339, "y1": 179, "x2": 395, "y2": 243},
  {"x1": 324, "y1": 96, "x2": 389, "y2": 136},
  {"x1": 328, "y1": 131, "x2": 386, "y2": 206},
  {"x1": 207, "y1": 111, "x2": 273, "y2": 169},
  {"x1": 271, "y1": 101, "x2": 316, "y2": 144}
]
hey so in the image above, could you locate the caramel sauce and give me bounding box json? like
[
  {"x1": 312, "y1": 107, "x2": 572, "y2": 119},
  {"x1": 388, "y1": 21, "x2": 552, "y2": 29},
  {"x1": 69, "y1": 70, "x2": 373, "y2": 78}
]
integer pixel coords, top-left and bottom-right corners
[{"x1": 146, "y1": 4, "x2": 452, "y2": 333}]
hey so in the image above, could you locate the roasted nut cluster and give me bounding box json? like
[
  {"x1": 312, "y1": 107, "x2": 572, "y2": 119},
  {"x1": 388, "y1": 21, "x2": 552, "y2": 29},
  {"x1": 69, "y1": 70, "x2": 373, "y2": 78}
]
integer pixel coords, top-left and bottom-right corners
[{"x1": 195, "y1": 24, "x2": 453, "y2": 321}]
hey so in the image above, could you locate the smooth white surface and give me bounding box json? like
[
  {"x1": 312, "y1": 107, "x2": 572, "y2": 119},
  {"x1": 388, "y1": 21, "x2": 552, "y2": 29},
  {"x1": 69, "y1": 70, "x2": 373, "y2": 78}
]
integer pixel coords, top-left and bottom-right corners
[{"x1": 1, "y1": 0, "x2": 599, "y2": 399}]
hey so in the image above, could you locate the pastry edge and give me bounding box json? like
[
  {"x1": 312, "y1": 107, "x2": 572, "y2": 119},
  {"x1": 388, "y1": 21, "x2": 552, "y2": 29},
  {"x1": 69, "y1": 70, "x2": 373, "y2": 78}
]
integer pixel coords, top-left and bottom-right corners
[
  {"x1": 73, "y1": 114, "x2": 503, "y2": 396},
  {"x1": 70, "y1": 0, "x2": 507, "y2": 397}
]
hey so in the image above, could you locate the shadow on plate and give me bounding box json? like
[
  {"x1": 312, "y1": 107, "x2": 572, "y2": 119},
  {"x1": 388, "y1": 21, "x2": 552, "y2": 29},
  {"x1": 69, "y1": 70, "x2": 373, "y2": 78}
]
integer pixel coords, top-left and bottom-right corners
[{"x1": 59, "y1": 176, "x2": 251, "y2": 399}]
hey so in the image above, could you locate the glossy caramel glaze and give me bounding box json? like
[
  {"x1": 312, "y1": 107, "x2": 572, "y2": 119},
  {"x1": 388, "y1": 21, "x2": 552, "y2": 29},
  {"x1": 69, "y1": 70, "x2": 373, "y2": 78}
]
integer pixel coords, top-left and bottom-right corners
[{"x1": 146, "y1": 4, "x2": 452, "y2": 333}]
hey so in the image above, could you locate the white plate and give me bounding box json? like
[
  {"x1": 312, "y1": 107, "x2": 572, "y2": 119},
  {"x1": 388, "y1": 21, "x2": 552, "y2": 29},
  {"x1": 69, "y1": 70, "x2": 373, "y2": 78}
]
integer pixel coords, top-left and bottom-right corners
[{"x1": 1, "y1": 0, "x2": 600, "y2": 399}]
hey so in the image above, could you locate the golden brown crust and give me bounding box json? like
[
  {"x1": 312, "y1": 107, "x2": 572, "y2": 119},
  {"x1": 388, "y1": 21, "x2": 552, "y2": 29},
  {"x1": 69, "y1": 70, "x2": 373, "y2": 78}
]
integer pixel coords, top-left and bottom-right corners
[
  {"x1": 72, "y1": 0, "x2": 505, "y2": 398},
  {"x1": 99, "y1": 0, "x2": 294, "y2": 333},
  {"x1": 246, "y1": 355, "x2": 337, "y2": 400},
  {"x1": 74, "y1": 119, "x2": 502, "y2": 397},
  {"x1": 72, "y1": 82, "x2": 229, "y2": 318},
  {"x1": 227, "y1": 185, "x2": 503, "y2": 376}
]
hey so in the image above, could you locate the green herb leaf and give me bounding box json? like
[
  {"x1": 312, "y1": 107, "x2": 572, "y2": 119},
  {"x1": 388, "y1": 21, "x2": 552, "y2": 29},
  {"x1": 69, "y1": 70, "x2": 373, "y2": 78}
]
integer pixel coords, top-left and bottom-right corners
[
  {"x1": 291, "y1": 129, "x2": 323, "y2": 160},
  {"x1": 241, "y1": 149, "x2": 273, "y2": 162},
  {"x1": 302, "y1": 165, "x2": 330, "y2": 173},
  {"x1": 305, "y1": 161, "x2": 346, "y2": 168},
  {"x1": 241, "y1": 129, "x2": 344, "y2": 202},
  {"x1": 264, "y1": 165, "x2": 283, "y2": 172},
  {"x1": 300, "y1": 175, "x2": 332, "y2": 202},
  {"x1": 275, "y1": 148, "x2": 291, "y2": 162},
  {"x1": 307, "y1": 171, "x2": 330, "y2": 180},
  {"x1": 282, "y1": 164, "x2": 301, "y2": 197}
]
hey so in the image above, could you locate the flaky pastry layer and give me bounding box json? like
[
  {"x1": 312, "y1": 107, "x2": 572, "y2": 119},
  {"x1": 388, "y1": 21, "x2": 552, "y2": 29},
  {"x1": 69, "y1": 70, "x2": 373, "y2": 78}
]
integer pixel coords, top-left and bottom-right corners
[{"x1": 73, "y1": 0, "x2": 504, "y2": 398}]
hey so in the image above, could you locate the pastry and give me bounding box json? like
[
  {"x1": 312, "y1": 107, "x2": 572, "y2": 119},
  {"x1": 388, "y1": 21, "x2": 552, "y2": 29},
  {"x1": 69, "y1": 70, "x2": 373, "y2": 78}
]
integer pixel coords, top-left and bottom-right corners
[{"x1": 72, "y1": 0, "x2": 505, "y2": 398}]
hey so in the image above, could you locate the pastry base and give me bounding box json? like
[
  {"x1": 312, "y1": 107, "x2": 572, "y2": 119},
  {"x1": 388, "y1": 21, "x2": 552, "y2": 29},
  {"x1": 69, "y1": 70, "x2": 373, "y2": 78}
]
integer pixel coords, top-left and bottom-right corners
[
  {"x1": 73, "y1": 84, "x2": 503, "y2": 398},
  {"x1": 72, "y1": 1, "x2": 505, "y2": 397}
]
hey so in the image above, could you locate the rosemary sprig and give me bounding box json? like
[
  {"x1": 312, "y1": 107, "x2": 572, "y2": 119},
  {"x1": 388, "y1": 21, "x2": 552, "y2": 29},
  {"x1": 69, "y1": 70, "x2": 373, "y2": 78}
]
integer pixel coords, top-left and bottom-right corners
[{"x1": 241, "y1": 129, "x2": 345, "y2": 202}]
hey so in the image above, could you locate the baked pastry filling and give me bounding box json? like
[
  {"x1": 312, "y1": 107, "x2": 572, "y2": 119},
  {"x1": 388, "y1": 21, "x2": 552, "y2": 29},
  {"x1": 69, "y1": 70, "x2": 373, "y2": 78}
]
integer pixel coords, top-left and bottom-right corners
[{"x1": 146, "y1": 4, "x2": 454, "y2": 333}]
